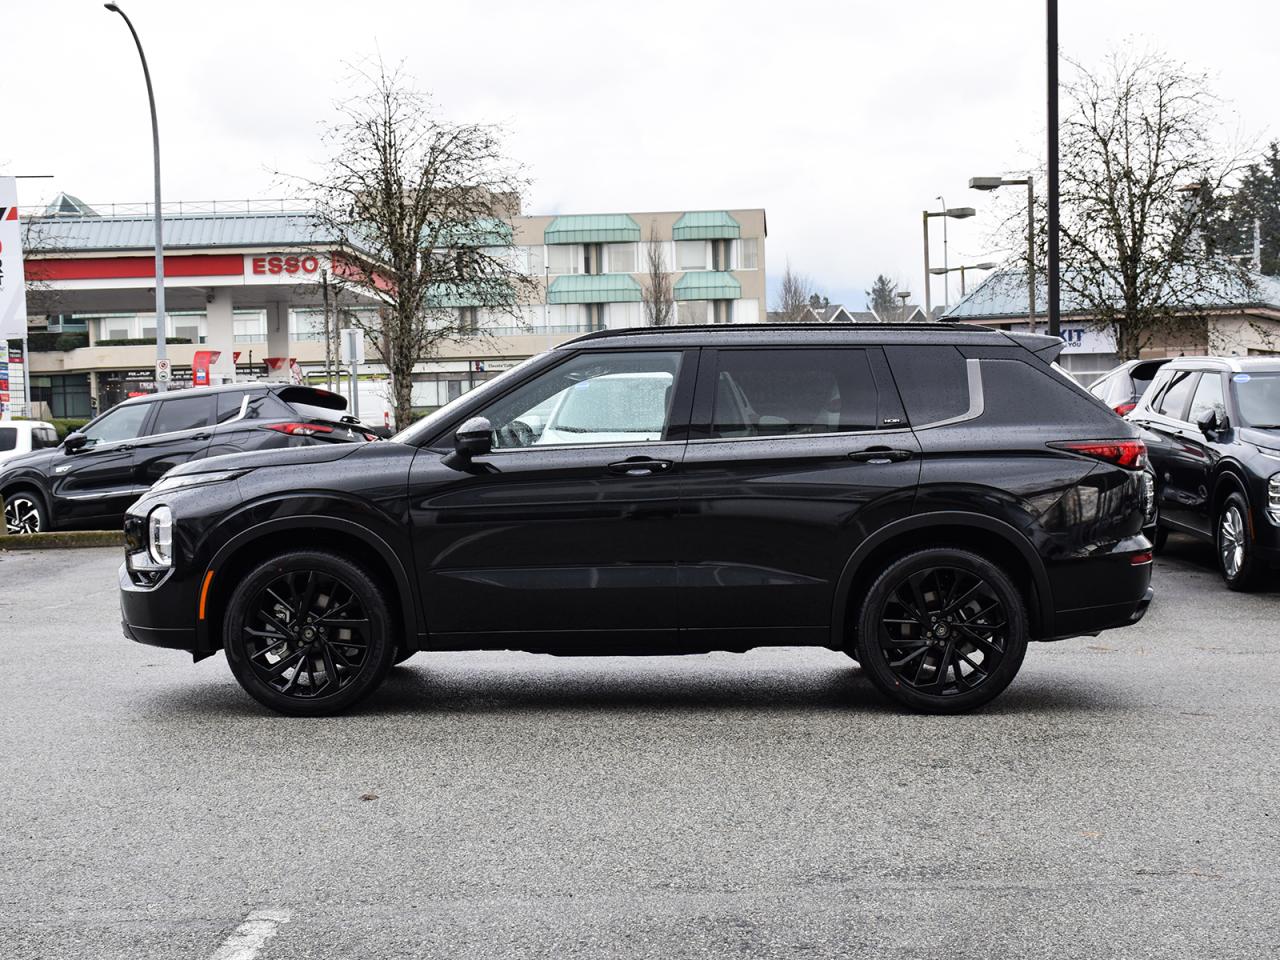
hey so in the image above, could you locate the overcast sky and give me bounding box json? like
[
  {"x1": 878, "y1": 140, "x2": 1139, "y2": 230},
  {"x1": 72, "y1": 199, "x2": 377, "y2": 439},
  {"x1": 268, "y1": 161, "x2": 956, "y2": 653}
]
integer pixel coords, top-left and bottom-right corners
[{"x1": 5, "y1": 0, "x2": 1277, "y2": 312}]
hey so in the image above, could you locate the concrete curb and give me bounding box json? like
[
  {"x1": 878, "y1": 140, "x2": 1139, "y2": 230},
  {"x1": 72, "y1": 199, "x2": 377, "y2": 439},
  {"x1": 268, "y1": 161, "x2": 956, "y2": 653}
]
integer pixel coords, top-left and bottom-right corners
[{"x1": 0, "y1": 531, "x2": 124, "y2": 550}]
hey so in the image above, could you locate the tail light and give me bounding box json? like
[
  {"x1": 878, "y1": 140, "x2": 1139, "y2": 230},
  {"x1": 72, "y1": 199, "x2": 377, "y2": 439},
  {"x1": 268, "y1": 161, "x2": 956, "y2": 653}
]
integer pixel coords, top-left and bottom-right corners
[
  {"x1": 262, "y1": 422, "x2": 335, "y2": 437},
  {"x1": 1113, "y1": 402, "x2": 1137, "y2": 417},
  {"x1": 1130, "y1": 550, "x2": 1154, "y2": 565},
  {"x1": 1048, "y1": 439, "x2": 1147, "y2": 470}
]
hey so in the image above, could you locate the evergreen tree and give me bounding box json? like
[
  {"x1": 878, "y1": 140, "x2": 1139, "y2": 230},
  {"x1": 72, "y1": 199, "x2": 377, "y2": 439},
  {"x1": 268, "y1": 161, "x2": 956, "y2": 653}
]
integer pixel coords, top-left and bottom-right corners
[
  {"x1": 865, "y1": 274, "x2": 898, "y2": 315},
  {"x1": 1212, "y1": 141, "x2": 1280, "y2": 275}
]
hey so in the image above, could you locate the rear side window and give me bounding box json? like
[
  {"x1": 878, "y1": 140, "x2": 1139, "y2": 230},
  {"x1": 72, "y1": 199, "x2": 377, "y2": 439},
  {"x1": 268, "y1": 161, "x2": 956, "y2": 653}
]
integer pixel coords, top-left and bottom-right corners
[
  {"x1": 1155, "y1": 371, "x2": 1198, "y2": 420},
  {"x1": 149, "y1": 395, "x2": 216, "y2": 435},
  {"x1": 976, "y1": 359, "x2": 1115, "y2": 426},
  {"x1": 710, "y1": 349, "x2": 879, "y2": 437},
  {"x1": 0, "y1": 428, "x2": 15, "y2": 452},
  {"x1": 244, "y1": 392, "x2": 297, "y2": 421},
  {"x1": 883, "y1": 346, "x2": 969, "y2": 426}
]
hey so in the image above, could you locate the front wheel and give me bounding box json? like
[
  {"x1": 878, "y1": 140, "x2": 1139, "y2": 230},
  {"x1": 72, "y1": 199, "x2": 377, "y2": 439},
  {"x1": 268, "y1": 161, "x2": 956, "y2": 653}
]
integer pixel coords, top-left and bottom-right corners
[
  {"x1": 1217, "y1": 493, "x2": 1265, "y2": 592},
  {"x1": 3, "y1": 491, "x2": 47, "y2": 535},
  {"x1": 854, "y1": 548, "x2": 1029, "y2": 713},
  {"x1": 224, "y1": 550, "x2": 397, "y2": 716}
]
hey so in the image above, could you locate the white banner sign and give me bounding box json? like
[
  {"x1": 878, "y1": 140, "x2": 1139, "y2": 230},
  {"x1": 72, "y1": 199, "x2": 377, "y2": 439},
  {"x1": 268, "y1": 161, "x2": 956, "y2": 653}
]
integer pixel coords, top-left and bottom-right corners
[{"x1": 0, "y1": 177, "x2": 28, "y2": 341}]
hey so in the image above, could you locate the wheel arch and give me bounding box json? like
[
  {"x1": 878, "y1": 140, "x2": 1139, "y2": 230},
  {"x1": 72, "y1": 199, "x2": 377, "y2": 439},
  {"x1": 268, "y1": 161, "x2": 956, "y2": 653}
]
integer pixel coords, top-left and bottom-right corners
[
  {"x1": 196, "y1": 515, "x2": 419, "y2": 654},
  {"x1": 1210, "y1": 465, "x2": 1250, "y2": 517},
  {"x1": 831, "y1": 511, "x2": 1053, "y2": 649},
  {"x1": 0, "y1": 480, "x2": 51, "y2": 529}
]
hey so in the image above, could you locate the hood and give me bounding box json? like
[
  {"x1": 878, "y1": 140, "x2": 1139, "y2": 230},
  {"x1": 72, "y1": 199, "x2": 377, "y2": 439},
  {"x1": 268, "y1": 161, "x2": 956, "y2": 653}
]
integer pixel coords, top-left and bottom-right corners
[
  {"x1": 167, "y1": 441, "x2": 368, "y2": 477},
  {"x1": 1239, "y1": 426, "x2": 1280, "y2": 450}
]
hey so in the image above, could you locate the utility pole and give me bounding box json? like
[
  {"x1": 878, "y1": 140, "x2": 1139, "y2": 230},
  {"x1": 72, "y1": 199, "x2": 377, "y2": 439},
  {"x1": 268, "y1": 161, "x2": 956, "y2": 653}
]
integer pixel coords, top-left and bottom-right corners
[{"x1": 1046, "y1": 0, "x2": 1061, "y2": 338}]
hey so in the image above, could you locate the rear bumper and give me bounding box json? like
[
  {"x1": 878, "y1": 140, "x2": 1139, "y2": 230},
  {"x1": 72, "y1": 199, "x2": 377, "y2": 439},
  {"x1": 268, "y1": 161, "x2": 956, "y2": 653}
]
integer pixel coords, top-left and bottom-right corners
[{"x1": 1042, "y1": 537, "x2": 1154, "y2": 641}]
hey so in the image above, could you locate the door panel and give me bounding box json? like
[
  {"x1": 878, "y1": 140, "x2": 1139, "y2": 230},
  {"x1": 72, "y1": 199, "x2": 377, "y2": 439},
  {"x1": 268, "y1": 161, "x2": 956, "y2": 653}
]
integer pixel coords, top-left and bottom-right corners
[
  {"x1": 678, "y1": 346, "x2": 918, "y2": 638},
  {"x1": 52, "y1": 401, "x2": 154, "y2": 523},
  {"x1": 132, "y1": 394, "x2": 217, "y2": 488}
]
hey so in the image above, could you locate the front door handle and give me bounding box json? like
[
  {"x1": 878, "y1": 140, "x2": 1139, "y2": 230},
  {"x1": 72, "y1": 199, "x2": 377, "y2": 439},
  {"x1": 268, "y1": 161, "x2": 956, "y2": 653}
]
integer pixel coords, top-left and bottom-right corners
[
  {"x1": 848, "y1": 447, "x2": 913, "y2": 464},
  {"x1": 607, "y1": 458, "x2": 674, "y2": 477}
]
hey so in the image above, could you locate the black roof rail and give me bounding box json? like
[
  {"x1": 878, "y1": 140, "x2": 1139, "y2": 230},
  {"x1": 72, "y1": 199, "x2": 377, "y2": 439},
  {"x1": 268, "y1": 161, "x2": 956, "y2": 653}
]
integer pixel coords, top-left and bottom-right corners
[{"x1": 562, "y1": 321, "x2": 999, "y2": 344}]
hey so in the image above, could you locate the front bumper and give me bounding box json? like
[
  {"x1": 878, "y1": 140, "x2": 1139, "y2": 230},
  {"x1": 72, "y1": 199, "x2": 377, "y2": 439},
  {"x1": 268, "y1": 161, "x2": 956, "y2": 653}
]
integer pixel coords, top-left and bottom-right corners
[{"x1": 119, "y1": 561, "x2": 199, "y2": 653}]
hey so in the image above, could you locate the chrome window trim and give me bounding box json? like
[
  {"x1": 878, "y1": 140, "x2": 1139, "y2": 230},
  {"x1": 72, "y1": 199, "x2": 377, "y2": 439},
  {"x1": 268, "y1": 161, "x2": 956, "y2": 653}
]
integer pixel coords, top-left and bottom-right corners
[
  {"x1": 687, "y1": 426, "x2": 898, "y2": 445},
  {"x1": 135, "y1": 394, "x2": 249, "y2": 446},
  {"x1": 913, "y1": 359, "x2": 985, "y2": 430}
]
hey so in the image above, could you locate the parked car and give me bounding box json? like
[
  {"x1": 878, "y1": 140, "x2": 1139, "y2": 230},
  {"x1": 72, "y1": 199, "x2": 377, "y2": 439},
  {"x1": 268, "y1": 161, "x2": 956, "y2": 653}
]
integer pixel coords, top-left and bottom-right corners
[
  {"x1": 1128, "y1": 356, "x2": 1280, "y2": 590},
  {"x1": 0, "y1": 420, "x2": 60, "y2": 470},
  {"x1": 119, "y1": 323, "x2": 1154, "y2": 716},
  {"x1": 1088, "y1": 358, "x2": 1171, "y2": 416},
  {"x1": 1, "y1": 383, "x2": 372, "y2": 536}
]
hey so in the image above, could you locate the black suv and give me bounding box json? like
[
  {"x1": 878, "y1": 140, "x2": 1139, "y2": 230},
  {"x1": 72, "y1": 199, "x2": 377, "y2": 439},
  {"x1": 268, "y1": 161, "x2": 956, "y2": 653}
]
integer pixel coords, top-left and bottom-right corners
[
  {"x1": 120, "y1": 324, "x2": 1154, "y2": 715},
  {"x1": 1129, "y1": 356, "x2": 1280, "y2": 590},
  {"x1": 1, "y1": 383, "x2": 370, "y2": 535}
]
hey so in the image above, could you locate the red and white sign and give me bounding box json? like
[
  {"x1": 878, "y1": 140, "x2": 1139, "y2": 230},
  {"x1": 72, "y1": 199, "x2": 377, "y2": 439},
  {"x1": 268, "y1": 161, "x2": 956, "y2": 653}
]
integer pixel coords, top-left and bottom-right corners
[{"x1": 244, "y1": 253, "x2": 326, "y2": 285}]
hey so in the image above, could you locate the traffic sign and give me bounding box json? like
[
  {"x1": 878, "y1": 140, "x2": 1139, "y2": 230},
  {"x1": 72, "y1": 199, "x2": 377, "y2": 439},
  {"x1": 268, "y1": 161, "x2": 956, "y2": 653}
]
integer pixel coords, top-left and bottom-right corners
[{"x1": 155, "y1": 357, "x2": 172, "y2": 384}]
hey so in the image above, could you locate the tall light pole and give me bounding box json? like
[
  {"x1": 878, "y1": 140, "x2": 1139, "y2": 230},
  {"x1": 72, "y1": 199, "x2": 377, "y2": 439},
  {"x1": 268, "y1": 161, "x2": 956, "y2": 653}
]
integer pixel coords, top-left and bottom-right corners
[
  {"x1": 970, "y1": 175, "x2": 1036, "y2": 328},
  {"x1": 930, "y1": 262, "x2": 998, "y2": 299},
  {"x1": 896, "y1": 290, "x2": 912, "y2": 323},
  {"x1": 1046, "y1": 0, "x2": 1061, "y2": 338},
  {"x1": 921, "y1": 206, "x2": 975, "y2": 319},
  {"x1": 105, "y1": 2, "x2": 167, "y2": 391},
  {"x1": 936, "y1": 195, "x2": 950, "y2": 308}
]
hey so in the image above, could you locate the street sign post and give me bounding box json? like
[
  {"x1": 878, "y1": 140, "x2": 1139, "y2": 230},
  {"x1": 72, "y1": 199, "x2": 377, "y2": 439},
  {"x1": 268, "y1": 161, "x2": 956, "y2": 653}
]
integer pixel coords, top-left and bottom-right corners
[{"x1": 155, "y1": 357, "x2": 172, "y2": 386}]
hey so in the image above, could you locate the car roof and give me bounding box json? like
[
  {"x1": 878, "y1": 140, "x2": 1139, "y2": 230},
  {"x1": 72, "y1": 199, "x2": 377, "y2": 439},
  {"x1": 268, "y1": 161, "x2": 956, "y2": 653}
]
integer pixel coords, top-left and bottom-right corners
[
  {"x1": 0, "y1": 420, "x2": 55, "y2": 431},
  {"x1": 1162, "y1": 356, "x2": 1280, "y2": 373},
  {"x1": 562, "y1": 321, "x2": 1025, "y2": 350},
  {"x1": 113, "y1": 381, "x2": 274, "y2": 408}
]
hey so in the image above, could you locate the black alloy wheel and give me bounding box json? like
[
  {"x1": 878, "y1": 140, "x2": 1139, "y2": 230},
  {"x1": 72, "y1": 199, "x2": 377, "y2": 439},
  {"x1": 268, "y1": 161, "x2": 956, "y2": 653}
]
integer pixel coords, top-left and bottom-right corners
[
  {"x1": 224, "y1": 550, "x2": 396, "y2": 715},
  {"x1": 855, "y1": 548, "x2": 1028, "y2": 713},
  {"x1": 3, "y1": 492, "x2": 46, "y2": 535},
  {"x1": 1217, "y1": 492, "x2": 1264, "y2": 592}
]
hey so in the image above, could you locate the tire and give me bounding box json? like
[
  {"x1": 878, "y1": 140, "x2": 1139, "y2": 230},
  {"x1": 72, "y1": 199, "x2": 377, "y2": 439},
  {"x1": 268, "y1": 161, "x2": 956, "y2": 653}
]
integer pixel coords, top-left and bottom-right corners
[
  {"x1": 1216, "y1": 493, "x2": 1265, "y2": 592},
  {"x1": 3, "y1": 489, "x2": 48, "y2": 535},
  {"x1": 223, "y1": 550, "x2": 397, "y2": 716},
  {"x1": 854, "y1": 548, "x2": 1029, "y2": 714}
]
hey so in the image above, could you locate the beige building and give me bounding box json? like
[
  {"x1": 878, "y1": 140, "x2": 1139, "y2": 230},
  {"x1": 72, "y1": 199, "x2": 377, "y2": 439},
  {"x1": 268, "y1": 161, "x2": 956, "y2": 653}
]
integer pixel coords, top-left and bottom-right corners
[{"x1": 13, "y1": 198, "x2": 766, "y2": 419}]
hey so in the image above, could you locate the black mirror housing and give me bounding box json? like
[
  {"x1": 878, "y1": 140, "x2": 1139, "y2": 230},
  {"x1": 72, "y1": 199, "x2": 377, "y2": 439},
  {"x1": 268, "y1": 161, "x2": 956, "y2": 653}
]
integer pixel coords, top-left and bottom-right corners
[
  {"x1": 455, "y1": 416, "x2": 493, "y2": 457},
  {"x1": 64, "y1": 432, "x2": 88, "y2": 453}
]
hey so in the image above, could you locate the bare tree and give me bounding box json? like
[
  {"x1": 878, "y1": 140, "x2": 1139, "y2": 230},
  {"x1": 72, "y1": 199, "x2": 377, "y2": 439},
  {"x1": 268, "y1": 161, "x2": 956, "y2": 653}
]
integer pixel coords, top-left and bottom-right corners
[
  {"x1": 773, "y1": 260, "x2": 813, "y2": 322},
  {"x1": 1004, "y1": 51, "x2": 1256, "y2": 359},
  {"x1": 641, "y1": 223, "x2": 674, "y2": 326},
  {"x1": 287, "y1": 60, "x2": 537, "y2": 428}
]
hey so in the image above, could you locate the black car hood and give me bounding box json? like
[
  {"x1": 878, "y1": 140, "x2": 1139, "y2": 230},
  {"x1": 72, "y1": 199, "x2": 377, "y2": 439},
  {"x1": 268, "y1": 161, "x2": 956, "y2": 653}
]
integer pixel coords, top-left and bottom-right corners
[
  {"x1": 1239, "y1": 426, "x2": 1280, "y2": 449},
  {"x1": 169, "y1": 441, "x2": 369, "y2": 477}
]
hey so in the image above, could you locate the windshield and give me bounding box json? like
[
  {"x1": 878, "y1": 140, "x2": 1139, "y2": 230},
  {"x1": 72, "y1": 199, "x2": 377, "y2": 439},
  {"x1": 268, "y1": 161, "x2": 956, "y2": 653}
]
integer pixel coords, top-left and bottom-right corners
[
  {"x1": 391, "y1": 355, "x2": 541, "y2": 445},
  {"x1": 1231, "y1": 372, "x2": 1280, "y2": 428}
]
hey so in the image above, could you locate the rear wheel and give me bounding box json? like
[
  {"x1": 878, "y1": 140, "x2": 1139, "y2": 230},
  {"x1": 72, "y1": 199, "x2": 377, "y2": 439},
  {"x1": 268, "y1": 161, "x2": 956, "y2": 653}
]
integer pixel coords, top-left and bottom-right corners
[
  {"x1": 3, "y1": 491, "x2": 47, "y2": 535},
  {"x1": 224, "y1": 550, "x2": 396, "y2": 715},
  {"x1": 1217, "y1": 493, "x2": 1264, "y2": 592},
  {"x1": 854, "y1": 548, "x2": 1028, "y2": 713}
]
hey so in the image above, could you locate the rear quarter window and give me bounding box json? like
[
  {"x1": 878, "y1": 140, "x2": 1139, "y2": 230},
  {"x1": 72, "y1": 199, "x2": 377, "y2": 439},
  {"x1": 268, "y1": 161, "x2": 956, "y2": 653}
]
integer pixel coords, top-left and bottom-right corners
[{"x1": 976, "y1": 359, "x2": 1117, "y2": 427}]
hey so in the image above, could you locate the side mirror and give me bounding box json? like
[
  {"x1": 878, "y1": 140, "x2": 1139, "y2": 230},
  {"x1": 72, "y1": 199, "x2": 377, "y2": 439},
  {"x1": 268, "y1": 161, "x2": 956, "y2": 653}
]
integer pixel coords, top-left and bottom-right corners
[
  {"x1": 1196, "y1": 405, "x2": 1228, "y2": 438},
  {"x1": 455, "y1": 417, "x2": 493, "y2": 457},
  {"x1": 64, "y1": 432, "x2": 88, "y2": 454}
]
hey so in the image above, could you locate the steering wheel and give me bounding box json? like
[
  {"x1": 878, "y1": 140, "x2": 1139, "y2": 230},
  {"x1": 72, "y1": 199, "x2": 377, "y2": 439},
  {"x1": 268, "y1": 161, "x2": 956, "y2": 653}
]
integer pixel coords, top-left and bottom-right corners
[{"x1": 498, "y1": 419, "x2": 535, "y2": 448}]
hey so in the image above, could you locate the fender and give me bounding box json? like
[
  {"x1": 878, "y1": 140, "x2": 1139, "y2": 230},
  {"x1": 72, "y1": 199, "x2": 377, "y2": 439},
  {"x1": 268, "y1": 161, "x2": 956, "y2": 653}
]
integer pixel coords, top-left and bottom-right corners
[
  {"x1": 828, "y1": 510, "x2": 1055, "y2": 647},
  {"x1": 195, "y1": 513, "x2": 419, "y2": 651},
  {"x1": 1211, "y1": 464, "x2": 1249, "y2": 511}
]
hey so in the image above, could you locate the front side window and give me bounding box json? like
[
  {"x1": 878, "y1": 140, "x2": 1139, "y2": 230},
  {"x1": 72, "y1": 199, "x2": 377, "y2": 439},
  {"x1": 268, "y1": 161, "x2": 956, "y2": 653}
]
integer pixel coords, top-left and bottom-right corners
[
  {"x1": 149, "y1": 396, "x2": 216, "y2": 435},
  {"x1": 35, "y1": 428, "x2": 60, "y2": 448},
  {"x1": 1187, "y1": 373, "x2": 1225, "y2": 424},
  {"x1": 1231, "y1": 372, "x2": 1280, "y2": 428},
  {"x1": 711, "y1": 349, "x2": 878, "y2": 438},
  {"x1": 476, "y1": 350, "x2": 682, "y2": 449},
  {"x1": 1155, "y1": 370, "x2": 1198, "y2": 420},
  {"x1": 81, "y1": 403, "x2": 151, "y2": 446}
]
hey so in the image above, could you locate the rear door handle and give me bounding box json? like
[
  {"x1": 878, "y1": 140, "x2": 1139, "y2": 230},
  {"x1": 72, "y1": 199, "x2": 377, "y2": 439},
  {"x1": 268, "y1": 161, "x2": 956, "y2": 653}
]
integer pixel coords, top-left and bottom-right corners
[
  {"x1": 848, "y1": 447, "x2": 913, "y2": 464},
  {"x1": 607, "y1": 458, "x2": 674, "y2": 477}
]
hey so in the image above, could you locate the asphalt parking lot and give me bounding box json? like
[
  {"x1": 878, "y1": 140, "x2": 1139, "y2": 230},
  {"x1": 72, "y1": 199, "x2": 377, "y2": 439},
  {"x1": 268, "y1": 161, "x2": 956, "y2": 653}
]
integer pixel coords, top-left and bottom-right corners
[{"x1": 1, "y1": 540, "x2": 1277, "y2": 960}]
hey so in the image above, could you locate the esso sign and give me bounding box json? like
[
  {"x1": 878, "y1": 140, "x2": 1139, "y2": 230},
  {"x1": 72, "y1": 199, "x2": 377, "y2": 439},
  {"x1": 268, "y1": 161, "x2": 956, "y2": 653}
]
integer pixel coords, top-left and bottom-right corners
[{"x1": 251, "y1": 254, "x2": 321, "y2": 277}]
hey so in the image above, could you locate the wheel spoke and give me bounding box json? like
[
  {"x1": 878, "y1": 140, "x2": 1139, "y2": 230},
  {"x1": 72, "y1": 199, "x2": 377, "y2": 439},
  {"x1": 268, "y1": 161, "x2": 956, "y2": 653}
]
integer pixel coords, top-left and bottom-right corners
[
  {"x1": 320, "y1": 644, "x2": 341, "y2": 691},
  {"x1": 266, "y1": 648, "x2": 306, "y2": 680}
]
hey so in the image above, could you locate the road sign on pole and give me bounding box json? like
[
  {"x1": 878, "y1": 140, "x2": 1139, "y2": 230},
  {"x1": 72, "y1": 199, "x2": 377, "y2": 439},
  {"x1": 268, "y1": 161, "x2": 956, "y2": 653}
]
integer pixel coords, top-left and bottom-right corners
[{"x1": 155, "y1": 357, "x2": 172, "y2": 386}]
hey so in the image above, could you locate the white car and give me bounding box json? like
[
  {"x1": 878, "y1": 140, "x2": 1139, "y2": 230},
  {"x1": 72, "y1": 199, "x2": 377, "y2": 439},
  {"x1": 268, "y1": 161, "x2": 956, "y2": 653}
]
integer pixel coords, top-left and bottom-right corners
[{"x1": 0, "y1": 420, "x2": 59, "y2": 469}]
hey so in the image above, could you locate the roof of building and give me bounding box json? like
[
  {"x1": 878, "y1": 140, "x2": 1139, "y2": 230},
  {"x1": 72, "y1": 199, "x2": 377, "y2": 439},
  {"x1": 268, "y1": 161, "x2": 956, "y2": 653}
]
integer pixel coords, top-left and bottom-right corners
[
  {"x1": 946, "y1": 266, "x2": 1280, "y2": 320},
  {"x1": 23, "y1": 211, "x2": 348, "y2": 254}
]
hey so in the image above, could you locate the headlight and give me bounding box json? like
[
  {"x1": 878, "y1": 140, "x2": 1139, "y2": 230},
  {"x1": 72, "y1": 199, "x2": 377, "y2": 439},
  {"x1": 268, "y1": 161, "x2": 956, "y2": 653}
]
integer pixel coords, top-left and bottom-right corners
[
  {"x1": 148, "y1": 505, "x2": 174, "y2": 567},
  {"x1": 1269, "y1": 473, "x2": 1280, "y2": 524},
  {"x1": 151, "y1": 469, "x2": 244, "y2": 494}
]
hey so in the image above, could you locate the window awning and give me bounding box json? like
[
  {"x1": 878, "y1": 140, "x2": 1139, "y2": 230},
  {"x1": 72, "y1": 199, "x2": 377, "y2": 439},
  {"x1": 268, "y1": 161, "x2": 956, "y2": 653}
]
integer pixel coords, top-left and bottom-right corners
[
  {"x1": 427, "y1": 279, "x2": 518, "y2": 308},
  {"x1": 548, "y1": 273, "x2": 643, "y2": 304},
  {"x1": 672, "y1": 211, "x2": 741, "y2": 241},
  {"x1": 544, "y1": 214, "x2": 641, "y2": 245},
  {"x1": 674, "y1": 271, "x2": 741, "y2": 301}
]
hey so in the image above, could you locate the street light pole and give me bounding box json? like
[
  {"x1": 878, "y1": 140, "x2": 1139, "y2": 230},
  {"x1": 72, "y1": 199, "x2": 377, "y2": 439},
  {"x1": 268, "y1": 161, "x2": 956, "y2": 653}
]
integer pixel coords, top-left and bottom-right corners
[
  {"x1": 937, "y1": 195, "x2": 949, "y2": 310},
  {"x1": 105, "y1": 2, "x2": 167, "y2": 391},
  {"x1": 969, "y1": 175, "x2": 1037, "y2": 329},
  {"x1": 921, "y1": 206, "x2": 976, "y2": 321},
  {"x1": 1046, "y1": 0, "x2": 1061, "y2": 338}
]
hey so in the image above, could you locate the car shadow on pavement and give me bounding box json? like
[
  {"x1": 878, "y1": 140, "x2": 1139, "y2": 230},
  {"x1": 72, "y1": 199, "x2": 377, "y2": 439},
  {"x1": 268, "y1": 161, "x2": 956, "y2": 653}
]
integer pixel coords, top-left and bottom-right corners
[
  {"x1": 138, "y1": 652, "x2": 1128, "y2": 719},
  {"x1": 1160, "y1": 532, "x2": 1280, "y2": 594}
]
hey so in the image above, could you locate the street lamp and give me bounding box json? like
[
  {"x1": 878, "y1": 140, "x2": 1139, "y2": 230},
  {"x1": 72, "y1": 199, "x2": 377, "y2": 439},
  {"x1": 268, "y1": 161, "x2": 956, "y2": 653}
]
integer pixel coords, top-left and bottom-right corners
[
  {"x1": 895, "y1": 290, "x2": 912, "y2": 323},
  {"x1": 929, "y1": 261, "x2": 998, "y2": 299},
  {"x1": 104, "y1": 2, "x2": 167, "y2": 391},
  {"x1": 921, "y1": 206, "x2": 975, "y2": 319},
  {"x1": 970, "y1": 175, "x2": 1036, "y2": 330}
]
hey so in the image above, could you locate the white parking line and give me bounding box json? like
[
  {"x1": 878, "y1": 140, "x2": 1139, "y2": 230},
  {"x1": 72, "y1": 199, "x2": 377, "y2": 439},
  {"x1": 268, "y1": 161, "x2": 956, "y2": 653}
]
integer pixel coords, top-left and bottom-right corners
[{"x1": 209, "y1": 909, "x2": 292, "y2": 960}]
